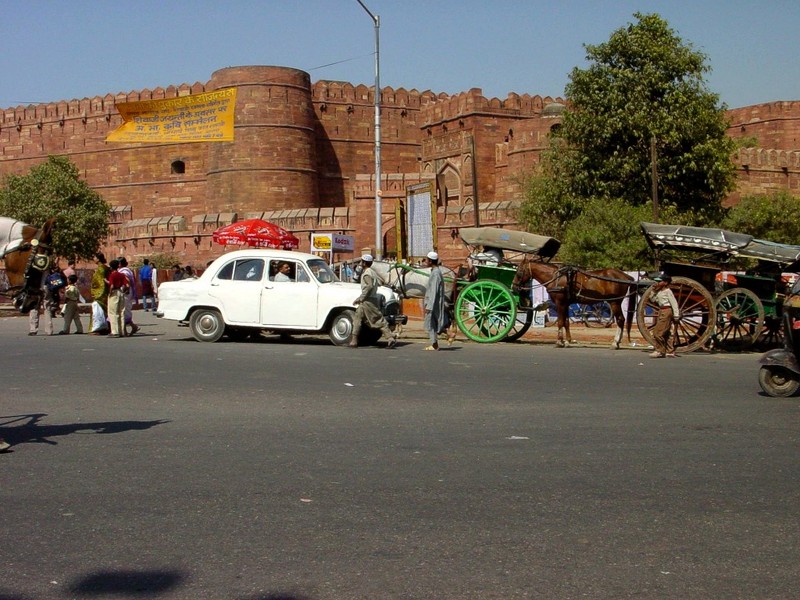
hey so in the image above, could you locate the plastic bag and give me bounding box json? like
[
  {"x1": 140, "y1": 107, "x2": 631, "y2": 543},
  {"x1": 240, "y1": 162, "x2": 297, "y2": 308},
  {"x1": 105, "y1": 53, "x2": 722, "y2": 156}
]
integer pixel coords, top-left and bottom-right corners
[{"x1": 91, "y1": 301, "x2": 107, "y2": 332}]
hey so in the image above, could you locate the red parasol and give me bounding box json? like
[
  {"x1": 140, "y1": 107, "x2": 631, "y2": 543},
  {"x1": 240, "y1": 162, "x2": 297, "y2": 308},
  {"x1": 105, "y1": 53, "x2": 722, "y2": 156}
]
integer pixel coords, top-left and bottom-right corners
[{"x1": 212, "y1": 219, "x2": 300, "y2": 250}]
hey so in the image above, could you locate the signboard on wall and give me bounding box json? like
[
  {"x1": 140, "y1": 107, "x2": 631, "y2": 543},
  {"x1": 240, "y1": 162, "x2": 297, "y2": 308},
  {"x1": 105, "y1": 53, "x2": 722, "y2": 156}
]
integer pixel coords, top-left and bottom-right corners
[
  {"x1": 405, "y1": 181, "x2": 436, "y2": 259},
  {"x1": 106, "y1": 88, "x2": 237, "y2": 143},
  {"x1": 311, "y1": 234, "x2": 354, "y2": 252},
  {"x1": 311, "y1": 233, "x2": 355, "y2": 263}
]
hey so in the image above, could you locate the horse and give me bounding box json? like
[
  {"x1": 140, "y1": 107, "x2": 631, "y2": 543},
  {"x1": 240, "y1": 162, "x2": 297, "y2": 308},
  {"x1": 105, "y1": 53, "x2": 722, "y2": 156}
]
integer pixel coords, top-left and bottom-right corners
[
  {"x1": 0, "y1": 217, "x2": 56, "y2": 314},
  {"x1": 369, "y1": 260, "x2": 460, "y2": 340},
  {"x1": 370, "y1": 260, "x2": 458, "y2": 300},
  {"x1": 513, "y1": 258, "x2": 636, "y2": 349}
]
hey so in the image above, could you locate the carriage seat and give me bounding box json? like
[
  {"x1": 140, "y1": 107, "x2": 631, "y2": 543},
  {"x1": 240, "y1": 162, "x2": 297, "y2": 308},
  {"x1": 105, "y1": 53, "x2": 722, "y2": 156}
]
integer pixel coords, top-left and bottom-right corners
[{"x1": 468, "y1": 252, "x2": 501, "y2": 266}]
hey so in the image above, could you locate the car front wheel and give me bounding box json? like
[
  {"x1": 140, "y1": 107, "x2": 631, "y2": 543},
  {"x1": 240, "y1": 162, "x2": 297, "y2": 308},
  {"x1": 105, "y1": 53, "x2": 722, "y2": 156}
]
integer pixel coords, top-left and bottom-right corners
[
  {"x1": 329, "y1": 310, "x2": 355, "y2": 346},
  {"x1": 189, "y1": 308, "x2": 226, "y2": 343}
]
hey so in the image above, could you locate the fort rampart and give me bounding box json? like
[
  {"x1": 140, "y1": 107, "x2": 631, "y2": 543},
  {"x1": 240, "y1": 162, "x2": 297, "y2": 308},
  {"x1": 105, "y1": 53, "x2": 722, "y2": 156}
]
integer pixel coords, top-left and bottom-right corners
[{"x1": 1, "y1": 65, "x2": 798, "y2": 265}]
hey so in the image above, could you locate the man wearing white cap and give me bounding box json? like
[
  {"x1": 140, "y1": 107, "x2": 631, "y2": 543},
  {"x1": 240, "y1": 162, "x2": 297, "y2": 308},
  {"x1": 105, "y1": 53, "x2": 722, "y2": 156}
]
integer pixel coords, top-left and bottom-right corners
[
  {"x1": 423, "y1": 251, "x2": 449, "y2": 350},
  {"x1": 349, "y1": 254, "x2": 397, "y2": 348}
]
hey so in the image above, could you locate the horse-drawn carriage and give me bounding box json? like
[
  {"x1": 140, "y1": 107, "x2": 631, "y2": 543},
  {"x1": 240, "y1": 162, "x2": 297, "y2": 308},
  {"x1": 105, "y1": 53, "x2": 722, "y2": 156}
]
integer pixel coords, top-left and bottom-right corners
[
  {"x1": 380, "y1": 227, "x2": 561, "y2": 344},
  {"x1": 452, "y1": 227, "x2": 561, "y2": 343},
  {"x1": 637, "y1": 222, "x2": 800, "y2": 352}
]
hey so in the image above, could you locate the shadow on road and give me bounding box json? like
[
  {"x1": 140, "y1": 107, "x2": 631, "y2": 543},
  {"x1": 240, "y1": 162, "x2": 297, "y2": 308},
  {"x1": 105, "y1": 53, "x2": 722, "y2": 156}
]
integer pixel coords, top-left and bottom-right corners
[
  {"x1": 0, "y1": 413, "x2": 170, "y2": 451},
  {"x1": 67, "y1": 569, "x2": 185, "y2": 596}
]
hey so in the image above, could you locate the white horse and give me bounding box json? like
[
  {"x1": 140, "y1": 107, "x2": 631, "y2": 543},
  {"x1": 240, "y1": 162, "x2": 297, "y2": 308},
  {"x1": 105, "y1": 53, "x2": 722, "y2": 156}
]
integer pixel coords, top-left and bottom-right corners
[
  {"x1": 369, "y1": 260, "x2": 459, "y2": 340},
  {"x1": 370, "y1": 260, "x2": 458, "y2": 299}
]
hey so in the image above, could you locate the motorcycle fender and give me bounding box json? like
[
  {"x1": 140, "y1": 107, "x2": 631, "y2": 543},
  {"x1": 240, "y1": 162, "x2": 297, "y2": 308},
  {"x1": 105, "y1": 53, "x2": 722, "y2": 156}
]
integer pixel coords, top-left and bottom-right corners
[{"x1": 759, "y1": 349, "x2": 800, "y2": 374}]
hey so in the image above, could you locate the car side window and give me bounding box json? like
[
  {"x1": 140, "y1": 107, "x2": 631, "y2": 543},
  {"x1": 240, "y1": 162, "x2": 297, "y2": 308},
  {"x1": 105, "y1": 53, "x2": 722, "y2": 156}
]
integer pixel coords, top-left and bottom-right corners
[
  {"x1": 216, "y1": 262, "x2": 234, "y2": 280},
  {"x1": 233, "y1": 259, "x2": 264, "y2": 281},
  {"x1": 296, "y1": 265, "x2": 310, "y2": 283},
  {"x1": 270, "y1": 260, "x2": 296, "y2": 282}
]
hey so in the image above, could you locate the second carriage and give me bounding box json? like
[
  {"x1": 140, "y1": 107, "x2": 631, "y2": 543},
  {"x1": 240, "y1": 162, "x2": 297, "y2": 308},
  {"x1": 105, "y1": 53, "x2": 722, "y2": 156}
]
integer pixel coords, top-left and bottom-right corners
[{"x1": 637, "y1": 222, "x2": 800, "y2": 352}]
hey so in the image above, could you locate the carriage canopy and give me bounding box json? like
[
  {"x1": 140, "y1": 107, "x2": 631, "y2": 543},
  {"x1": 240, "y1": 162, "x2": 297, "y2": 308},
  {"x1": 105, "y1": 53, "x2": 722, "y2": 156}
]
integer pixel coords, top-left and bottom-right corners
[
  {"x1": 641, "y1": 222, "x2": 752, "y2": 256},
  {"x1": 641, "y1": 222, "x2": 800, "y2": 265},
  {"x1": 737, "y1": 239, "x2": 800, "y2": 264},
  {"x1": 459, "y1": 227, "x2": 561, "y2": 259}
]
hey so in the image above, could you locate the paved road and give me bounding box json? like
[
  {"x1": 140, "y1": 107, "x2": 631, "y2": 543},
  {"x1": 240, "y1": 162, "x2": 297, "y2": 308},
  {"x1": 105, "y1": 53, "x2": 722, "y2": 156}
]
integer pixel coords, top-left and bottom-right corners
[{"x1": 1, "y1": 313, "x2": 798, "y2": 599}]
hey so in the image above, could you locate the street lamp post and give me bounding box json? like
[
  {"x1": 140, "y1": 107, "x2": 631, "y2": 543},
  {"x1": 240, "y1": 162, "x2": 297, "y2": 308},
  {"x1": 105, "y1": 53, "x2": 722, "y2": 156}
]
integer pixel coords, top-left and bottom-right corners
[{"x1": 356, "y1": 0, "x2": 382, "y2": 259}]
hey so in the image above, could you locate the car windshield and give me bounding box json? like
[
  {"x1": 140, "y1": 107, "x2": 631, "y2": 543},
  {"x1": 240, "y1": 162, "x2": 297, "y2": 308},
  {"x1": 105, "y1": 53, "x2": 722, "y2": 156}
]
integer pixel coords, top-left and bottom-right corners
[{"x1": 307, "y1": 258, "x2": 337, "y2": 283}]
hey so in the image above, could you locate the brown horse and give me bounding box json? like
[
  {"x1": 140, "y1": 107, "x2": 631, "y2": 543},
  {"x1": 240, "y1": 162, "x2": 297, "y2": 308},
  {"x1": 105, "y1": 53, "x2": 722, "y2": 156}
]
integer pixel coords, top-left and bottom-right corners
[
  {"x1": 513, "y1": 258, "x2": 636, "y2": 348},
  {"x1": 0, "y1": 217, "x2": 56, "y2": 314}
]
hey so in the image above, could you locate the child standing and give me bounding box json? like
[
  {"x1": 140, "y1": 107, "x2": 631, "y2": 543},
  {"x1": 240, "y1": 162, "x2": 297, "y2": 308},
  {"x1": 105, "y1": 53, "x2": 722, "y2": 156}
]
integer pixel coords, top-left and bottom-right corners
[{"x1": 59, "y1": 274, "x2": 84, "y2": 335}]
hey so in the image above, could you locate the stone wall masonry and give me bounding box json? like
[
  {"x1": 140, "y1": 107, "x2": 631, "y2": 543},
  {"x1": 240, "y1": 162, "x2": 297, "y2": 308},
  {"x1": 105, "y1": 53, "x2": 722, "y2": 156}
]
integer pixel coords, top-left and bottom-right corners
[{"x1": 0, "y1": 65, "x2": 797, "y2": 268}]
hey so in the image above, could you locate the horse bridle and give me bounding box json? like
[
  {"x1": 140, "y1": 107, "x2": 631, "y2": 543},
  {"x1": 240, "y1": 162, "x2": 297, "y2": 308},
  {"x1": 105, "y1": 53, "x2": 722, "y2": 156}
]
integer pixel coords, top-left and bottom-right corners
[{"x1": 4, "y1": 226, "x2": 53, "y2": 311}]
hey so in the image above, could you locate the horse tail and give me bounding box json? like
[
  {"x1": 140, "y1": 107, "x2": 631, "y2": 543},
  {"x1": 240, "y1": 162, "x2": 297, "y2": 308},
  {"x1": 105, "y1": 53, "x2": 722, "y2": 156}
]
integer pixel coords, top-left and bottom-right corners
[{"x1": 625, "y1": 283, "x2": 636, "y2": 343}]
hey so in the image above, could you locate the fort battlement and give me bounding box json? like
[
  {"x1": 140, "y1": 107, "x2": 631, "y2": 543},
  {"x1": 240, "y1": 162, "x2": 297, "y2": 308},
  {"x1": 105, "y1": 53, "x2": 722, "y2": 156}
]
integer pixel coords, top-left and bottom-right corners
[
  {"x1": 421, "y1": 88, "x2": 564, "y2": 126},
  {"x1": 1, "y1": 83, "x2": 208, "y2": 128},
  {"x1": 311, "y1": 81, "x2": 439, "y2": 109},
  {"x1": 736, "y1": 148, "x2": 800, "y2": 170},
  {"x1": 726, "y1": 100, "x2": 800, "y2": 125}
]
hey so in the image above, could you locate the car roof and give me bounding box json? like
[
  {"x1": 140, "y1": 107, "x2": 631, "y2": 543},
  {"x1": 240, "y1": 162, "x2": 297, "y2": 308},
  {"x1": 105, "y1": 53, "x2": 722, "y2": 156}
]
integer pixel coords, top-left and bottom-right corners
[{"x1": 210, "y1": 249, "x2": 322, "y2": 263}]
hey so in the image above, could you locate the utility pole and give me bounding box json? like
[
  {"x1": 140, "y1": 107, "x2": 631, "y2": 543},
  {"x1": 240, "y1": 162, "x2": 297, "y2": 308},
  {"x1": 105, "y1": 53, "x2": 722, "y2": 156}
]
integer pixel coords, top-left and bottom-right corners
[
  {"x1": 650, "y1": 135, "x2": 659, "y2": 222},
  {"x1": 356, "y1": 0, "x2": 382, "y2": 258}
]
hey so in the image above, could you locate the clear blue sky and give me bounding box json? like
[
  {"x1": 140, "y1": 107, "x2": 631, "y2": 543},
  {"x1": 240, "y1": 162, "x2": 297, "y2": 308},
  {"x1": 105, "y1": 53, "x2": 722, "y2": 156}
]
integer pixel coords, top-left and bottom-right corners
[{"x1": 1, "y1": 0, "x2": 797, "y2": 110}]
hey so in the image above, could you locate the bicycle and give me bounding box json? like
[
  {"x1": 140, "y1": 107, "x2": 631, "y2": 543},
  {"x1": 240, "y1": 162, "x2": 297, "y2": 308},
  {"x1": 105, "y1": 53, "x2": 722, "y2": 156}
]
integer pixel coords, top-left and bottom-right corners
[{"x1": 548, "y1": 301, "x2": 615, "y2": 328}]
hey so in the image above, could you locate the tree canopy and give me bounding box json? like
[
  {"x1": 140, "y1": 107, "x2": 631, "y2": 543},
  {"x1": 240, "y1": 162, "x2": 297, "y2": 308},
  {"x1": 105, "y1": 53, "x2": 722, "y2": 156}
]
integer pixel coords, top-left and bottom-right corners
[
  {"x1": 0, "y1": 155, "x2": 109, "y2": 261},
  {"x1": 520, "y1": 12, "x2": 738, "y2": 266},
  {"x1": 722, "y1": 192, "x2": 800, "y2": 245}
]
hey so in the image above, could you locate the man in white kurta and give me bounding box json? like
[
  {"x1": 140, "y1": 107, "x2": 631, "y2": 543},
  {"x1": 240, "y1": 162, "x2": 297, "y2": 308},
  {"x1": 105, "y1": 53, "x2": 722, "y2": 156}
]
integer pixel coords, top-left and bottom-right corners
[{"x1": 423, "y1": 251, "x2": 447, "y2": 350}]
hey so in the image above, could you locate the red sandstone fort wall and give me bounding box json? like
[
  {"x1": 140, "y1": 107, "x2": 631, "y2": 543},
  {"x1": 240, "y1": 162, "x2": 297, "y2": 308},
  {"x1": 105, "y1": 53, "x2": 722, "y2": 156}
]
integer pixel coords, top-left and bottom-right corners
[{"x1": 1, "y1": 66, "x2": 798, "y2": 266}]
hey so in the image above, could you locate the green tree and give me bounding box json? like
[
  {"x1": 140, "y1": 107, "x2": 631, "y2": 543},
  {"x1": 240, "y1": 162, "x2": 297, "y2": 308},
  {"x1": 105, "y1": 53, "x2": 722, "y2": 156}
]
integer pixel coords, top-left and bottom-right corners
[
  {"x1": 0, "y1": 155, "x2": 109, "y2": 260},
  {"x1": 560, "y1": 199, "x2": 654, "y2": 269},
  {"x1": 520, "y1": 13, "x2": 738, "y2": 265},
  {"x1": 518, "y1": 159, "x2": 584, "y2": 241},
  {"x1": 722, "y1": 192, "x2": 800, "y2": 244}
]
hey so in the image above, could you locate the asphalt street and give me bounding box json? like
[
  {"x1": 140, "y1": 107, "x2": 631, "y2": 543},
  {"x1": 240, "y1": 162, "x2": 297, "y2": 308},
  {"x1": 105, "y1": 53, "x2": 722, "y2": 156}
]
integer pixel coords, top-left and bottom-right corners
[{"x1": 1, "y1": 312, "x2": 798, "y2": 599}]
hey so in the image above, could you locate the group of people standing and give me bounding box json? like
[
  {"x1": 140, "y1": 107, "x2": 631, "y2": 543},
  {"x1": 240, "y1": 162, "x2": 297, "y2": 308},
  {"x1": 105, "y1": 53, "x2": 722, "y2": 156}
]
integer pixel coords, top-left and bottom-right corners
[
  {"x1": 28, "y1": 255, "x2": 157, "y2": 337},
  {"x1": 88, "y1": 254, "x2": 157, "y2": 337}
]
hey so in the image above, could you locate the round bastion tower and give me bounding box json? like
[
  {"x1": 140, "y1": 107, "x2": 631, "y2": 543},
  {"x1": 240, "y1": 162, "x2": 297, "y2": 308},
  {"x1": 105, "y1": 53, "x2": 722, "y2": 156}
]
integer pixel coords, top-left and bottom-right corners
[{"x1": 206, "y1": 66, "x2": 319, "y2": 213}]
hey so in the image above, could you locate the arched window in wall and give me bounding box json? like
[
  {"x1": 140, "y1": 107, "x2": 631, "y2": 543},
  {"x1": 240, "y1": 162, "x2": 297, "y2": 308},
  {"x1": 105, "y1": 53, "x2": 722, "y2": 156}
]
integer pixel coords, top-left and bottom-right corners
[
  {"x1": 436, "y1": 164, "x2": 461, "y2": 209},
  {"x1": 171, "y1": 160, "x2": 186, "y2": 175}
]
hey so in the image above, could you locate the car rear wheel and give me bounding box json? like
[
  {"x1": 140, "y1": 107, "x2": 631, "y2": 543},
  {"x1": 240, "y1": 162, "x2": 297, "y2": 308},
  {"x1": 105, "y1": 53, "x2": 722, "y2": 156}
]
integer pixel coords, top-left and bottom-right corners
[{"x1": 189, "y1": 308, "x2": 225, "y2": 343}]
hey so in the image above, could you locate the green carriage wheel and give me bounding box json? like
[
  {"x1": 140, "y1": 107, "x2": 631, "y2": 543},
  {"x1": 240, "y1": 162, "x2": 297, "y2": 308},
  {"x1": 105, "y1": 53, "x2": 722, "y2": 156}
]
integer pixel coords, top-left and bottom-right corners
[
  {"x1": 756, "y1": 314, "x2": 784, "y2": 350},
  {"x1": 714, "y1": 287, "x2": 765, "y2": 351},
  {"x1": 455, "y1": 280, "x2": 517, "y2": 343}
]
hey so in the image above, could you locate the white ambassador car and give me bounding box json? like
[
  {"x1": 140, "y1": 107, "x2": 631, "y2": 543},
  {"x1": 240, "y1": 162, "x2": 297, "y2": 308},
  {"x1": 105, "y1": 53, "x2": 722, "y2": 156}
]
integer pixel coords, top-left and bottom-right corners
[{"x1": 155, "y1": 249, "x2": 406, "y2": 345}]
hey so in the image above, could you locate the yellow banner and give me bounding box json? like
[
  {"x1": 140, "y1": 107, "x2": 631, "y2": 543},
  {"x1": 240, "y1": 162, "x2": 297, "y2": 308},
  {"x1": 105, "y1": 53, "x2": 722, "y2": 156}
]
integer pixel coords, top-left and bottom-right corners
[{"x1": 106, "y1": 88, "x2": 236, "y2": 143}]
